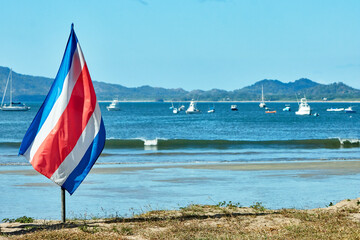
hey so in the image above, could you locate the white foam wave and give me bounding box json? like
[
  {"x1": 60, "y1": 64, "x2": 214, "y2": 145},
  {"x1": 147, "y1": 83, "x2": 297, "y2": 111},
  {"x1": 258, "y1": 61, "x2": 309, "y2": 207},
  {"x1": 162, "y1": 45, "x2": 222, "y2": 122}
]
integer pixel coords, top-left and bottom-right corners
[
  {"x1": 337, "y1": 138, "x2": 360, "y2": 145},
  {"x1": 144, "y1": 139, "x2": 158, "y2": 146},
  {"x1": 135, "y1": 137, "x2": 168, "y2": 146}
]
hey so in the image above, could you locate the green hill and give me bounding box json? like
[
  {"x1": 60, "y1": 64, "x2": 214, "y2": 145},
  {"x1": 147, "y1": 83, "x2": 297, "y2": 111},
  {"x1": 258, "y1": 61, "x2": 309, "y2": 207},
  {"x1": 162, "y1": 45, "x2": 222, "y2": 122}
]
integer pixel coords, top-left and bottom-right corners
[{"x1": 0, "y1": 66, "x2": 359, "y2": 101}]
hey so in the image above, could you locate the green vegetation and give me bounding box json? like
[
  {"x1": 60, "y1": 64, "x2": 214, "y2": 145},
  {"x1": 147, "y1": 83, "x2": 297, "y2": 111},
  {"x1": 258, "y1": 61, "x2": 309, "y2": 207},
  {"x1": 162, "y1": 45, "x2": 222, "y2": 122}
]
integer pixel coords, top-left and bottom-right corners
[
  {"x1": 250, "y1": 202, "x2": 267, "y2": 212},
  {"x1": 2, "y1": 204, "x2": 360, "y2": 240},
  {"x1": 216, "y1": 201, "x2": 242, "y2": 208},
  {"x1": 2, "y1": 216, "x2": 34, "y2": 223}
]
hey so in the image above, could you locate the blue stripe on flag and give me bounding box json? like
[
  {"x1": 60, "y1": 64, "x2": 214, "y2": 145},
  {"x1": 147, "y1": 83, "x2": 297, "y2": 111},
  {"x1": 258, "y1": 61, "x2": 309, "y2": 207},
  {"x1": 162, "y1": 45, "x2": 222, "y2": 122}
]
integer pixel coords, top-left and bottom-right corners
[
  {"x1": 19, "y1": 28, "x2": 78, "y2": 155},
  {"x1": 62, "y1": 118, "x2": 106, "y2": 195}
]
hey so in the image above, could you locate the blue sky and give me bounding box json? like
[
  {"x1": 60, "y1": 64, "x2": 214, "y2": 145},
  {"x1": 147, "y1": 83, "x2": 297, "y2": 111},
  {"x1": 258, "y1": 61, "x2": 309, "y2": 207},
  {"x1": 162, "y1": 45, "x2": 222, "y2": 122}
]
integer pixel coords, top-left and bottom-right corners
[{"x1": 1, "y1": 0, "x2": 360, "y2": 90}]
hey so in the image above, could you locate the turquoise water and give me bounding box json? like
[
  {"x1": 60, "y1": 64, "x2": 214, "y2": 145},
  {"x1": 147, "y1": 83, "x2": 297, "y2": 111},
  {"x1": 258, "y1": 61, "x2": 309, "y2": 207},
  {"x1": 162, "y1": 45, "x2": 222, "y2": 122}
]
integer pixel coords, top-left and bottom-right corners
[{"x1": 1, "y1": 102, "x2": 360, "y2": 220}]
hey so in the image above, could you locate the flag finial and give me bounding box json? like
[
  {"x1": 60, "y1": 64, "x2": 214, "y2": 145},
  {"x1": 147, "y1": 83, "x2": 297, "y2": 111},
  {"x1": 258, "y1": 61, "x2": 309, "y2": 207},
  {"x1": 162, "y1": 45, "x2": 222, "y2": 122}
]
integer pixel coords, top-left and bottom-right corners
[{"x1": 71, "y1": 23, "x2": 74, "y2": 31}]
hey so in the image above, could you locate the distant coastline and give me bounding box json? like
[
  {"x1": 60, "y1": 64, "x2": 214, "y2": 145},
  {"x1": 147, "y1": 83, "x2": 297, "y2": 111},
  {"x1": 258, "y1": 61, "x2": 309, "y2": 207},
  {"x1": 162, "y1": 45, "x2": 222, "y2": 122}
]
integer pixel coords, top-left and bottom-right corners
[{"x1": 1, "y1": 66, "x2": 360, "y2": 102}]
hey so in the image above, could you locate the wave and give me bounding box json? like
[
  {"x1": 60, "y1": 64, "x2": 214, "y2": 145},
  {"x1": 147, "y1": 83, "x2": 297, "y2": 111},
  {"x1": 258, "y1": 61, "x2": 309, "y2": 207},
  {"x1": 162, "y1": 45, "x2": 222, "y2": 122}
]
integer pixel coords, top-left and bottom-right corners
[
  {"x1": 104, "y1": 138, "x2": 360, "y2": 150},
  {"x1": 1, "y1": 138, "x2": 359, "y2": 150},
  {"x1": 337, "y1": 138, "x2": 360, "y2": 145},
  {"x1": 0, "y1": 142, "x2": 21, "y2": 148}
]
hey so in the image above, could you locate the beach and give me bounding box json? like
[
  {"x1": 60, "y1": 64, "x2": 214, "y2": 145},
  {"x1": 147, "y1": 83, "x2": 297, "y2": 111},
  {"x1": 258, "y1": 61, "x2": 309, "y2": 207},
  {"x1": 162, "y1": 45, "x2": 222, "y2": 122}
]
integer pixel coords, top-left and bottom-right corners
[
  {"x1": 1, "y1": 197, "x2": 360, "y2": 239},
  {"x1": 1, "y1": 102, "x2": 360, "y2": 221},
  {"x1": 1, "y1": 159, "x2": 360, "y2": 222}
]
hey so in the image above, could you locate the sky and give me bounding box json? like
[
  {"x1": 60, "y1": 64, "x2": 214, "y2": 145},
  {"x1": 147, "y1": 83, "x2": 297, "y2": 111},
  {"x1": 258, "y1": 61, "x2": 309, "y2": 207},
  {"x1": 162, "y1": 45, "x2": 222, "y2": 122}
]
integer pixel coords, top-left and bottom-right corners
[{"x1": 0, "y1": 0, "x2": 360, "y2": 91}]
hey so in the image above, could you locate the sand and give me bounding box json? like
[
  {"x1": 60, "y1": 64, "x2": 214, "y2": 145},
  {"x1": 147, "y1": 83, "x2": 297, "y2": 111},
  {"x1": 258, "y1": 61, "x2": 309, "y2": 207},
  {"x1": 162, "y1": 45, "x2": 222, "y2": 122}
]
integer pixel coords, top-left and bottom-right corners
[{"x1": 2, "y1": 160, "x2": 360, "y2": 178}]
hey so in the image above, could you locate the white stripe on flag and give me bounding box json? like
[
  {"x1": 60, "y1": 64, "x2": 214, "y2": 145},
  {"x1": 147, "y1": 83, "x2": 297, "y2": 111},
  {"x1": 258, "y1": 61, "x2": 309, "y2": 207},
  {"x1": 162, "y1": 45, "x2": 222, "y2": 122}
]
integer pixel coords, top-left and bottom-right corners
[
  {"x1": 50, "y1": 103, "x2": 102, "y2": 185},
  {"x1": 24, "y1": 44, "x2": 85, "y2": 162}
]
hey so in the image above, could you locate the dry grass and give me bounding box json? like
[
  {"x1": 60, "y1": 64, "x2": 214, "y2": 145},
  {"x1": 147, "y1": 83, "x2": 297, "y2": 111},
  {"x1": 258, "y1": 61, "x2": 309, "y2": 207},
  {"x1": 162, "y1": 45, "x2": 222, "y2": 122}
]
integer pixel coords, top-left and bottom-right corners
[{"x1": 2, "y1": 198, "x2": 360, "y2": 240}]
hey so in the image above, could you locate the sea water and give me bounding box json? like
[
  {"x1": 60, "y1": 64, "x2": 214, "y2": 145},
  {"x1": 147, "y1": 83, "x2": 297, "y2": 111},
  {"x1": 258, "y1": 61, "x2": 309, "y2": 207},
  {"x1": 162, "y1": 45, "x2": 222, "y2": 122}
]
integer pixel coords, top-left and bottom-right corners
[{"x1": 1, "y1": 102, "x2": 360, "y2": 220}]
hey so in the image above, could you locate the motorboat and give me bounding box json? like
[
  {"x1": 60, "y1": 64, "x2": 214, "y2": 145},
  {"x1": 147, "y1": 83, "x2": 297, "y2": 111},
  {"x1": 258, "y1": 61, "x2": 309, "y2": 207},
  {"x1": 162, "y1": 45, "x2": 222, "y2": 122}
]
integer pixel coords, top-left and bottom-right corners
[
  {"x1": 265, "y1": 110, "x2": 276, "y2": 114},
  {"x1": 295, "y1": 97, "x2": 311, "y2": 115},
  {"x1": 106, "y1": 99, "x2": 121, "y2": 111},
  {"x1": 173, "y1": 108, "x2": 178, "y2": 114},
  {"x1": 186, "y1": 100, "x2": 200, "y2": 114},
  {"x1": 207, "y1": 106, "x2": 215, "y2": 113},
  {"x1": 1, "y1": 69, "x2": 30, "y2": 111},
  {"x1": 326, "y1": 108, "x2": 344, "y2": 112},
  {"x1": 231, "y1": 105, "x2": 238, "y2": 111},
  {"x1": 345, "y1": 107, "x2": 356, "y2": 113},
  {"x1": 259, "y1": 85, "x2": 266, "y2": 108},
  {"x1": 283, "y1": 105, "x2": 291, "y2": 112},
  {"x1": 313, "y1": 112, "x2": 319, "y2": 117}
]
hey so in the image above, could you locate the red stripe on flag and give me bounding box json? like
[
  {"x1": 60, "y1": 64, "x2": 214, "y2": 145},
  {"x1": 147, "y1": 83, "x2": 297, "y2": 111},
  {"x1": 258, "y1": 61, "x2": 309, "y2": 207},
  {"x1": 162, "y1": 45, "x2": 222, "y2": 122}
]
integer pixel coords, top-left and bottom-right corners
[{"x1": 31, "y1": 63, "x2": 97, "y2": 178}]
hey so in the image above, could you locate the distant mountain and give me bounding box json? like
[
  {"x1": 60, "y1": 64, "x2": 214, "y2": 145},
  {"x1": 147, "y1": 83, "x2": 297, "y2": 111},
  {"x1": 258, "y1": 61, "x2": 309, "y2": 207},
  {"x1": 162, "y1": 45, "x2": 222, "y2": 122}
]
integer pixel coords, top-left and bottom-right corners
[
  {"x1": 0, "y1": 66, "x2": 359, "y2": 101},
  {"x1": 237, "y1": 78, "x2": 360, "y2": 101}
]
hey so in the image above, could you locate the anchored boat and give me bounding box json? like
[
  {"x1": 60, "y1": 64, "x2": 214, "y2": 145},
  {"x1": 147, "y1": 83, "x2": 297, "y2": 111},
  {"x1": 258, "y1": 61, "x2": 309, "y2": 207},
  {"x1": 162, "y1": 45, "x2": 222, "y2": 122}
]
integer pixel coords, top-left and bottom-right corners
[{"x1": 1, "y1": 69, "x2": 30, "y2": 111}]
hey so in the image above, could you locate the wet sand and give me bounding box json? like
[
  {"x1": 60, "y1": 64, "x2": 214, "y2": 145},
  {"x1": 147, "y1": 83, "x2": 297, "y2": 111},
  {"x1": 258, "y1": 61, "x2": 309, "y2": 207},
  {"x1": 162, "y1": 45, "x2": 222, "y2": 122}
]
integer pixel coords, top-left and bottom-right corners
[{"x1": 2, "y1": 160, "x2": 360, "y2": 178}]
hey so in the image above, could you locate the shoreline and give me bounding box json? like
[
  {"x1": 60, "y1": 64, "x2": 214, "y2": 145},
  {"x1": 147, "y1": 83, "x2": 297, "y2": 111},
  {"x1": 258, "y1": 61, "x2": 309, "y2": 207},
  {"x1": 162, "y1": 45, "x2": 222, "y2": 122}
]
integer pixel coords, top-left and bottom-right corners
[{"x1": 3, "y1": 160, "x2": 360, "y2": 177}]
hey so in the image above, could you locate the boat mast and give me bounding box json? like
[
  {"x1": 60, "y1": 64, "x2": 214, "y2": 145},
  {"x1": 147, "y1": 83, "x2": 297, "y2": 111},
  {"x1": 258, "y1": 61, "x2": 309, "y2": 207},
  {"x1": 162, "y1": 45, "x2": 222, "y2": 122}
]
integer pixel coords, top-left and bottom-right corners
[
  {"x1": 1, "y1": 69, "x2": 11, "y2": 107},
  {"x1": 9, "y1": 69, "x2": 12, "y2": 107},
  {"x1": 261, "y1": 85, "x2": 264, "y2": 103}
]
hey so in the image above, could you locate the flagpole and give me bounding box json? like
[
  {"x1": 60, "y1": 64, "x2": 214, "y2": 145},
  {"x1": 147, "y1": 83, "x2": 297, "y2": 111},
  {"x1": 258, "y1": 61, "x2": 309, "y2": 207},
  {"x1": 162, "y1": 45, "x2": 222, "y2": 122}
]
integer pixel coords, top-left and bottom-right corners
[{"x1": 61, "y1": 187, "x2": 66, "y2": 223}]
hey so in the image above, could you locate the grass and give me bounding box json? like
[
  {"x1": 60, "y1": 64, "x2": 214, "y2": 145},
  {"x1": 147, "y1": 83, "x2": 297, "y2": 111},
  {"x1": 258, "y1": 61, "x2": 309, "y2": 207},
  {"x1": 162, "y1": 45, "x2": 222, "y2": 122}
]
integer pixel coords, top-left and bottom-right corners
[
  {"x1": 2, "y1": 216, "x2": 34, "y2": 223},
  {"x1": 2, "y1": 201, "x2": 360, "y2": 239},
  {"x1": 250, "y1": 202, "x2": 267, "y2": 212}
]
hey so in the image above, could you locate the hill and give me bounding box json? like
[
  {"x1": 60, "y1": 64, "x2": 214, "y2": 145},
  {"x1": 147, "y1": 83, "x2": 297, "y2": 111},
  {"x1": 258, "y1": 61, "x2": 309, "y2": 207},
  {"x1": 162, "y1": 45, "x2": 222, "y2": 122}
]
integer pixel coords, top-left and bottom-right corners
[{"x1": 0, "y1": 66, "x2": 359, "y2": 101}]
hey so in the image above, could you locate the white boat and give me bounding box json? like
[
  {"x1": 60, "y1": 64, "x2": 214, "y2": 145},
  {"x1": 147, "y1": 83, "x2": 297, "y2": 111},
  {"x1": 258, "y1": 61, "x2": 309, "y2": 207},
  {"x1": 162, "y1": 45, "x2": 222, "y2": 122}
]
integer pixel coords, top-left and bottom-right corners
[
  {"x1": 231, "y1": 105, "x2": 238, "y2": 111},
  {"x1": 283, "y1": 105, "x2": 291, "y2": 112},
  {"x1": 326, "y1": 108, "x2": 344, "y2": 112},
  {"x1": 259, "y1": 85, "x2": 266, "y2": 108},
  {"x1": 295, "y1": 97, "x2": 311, "y2": 115},
  {"x1": 186, "y1": 100, "x2": 200, "y2": 114},
  {"x1": 207, "y1": 105, "x2": 215, "y2": 113},
  {"x1": 173, "y1": 108, "x2": 178, "y2": 114},
  {"x1": 1, "y1": 69, "x2": 30, "y2": 111},
  {"x1": 106, "y1": 99, "x2": 121, "y2": 111},
  {"x1": 345, "y1": 107, "x2": 356, "y2": 113}
]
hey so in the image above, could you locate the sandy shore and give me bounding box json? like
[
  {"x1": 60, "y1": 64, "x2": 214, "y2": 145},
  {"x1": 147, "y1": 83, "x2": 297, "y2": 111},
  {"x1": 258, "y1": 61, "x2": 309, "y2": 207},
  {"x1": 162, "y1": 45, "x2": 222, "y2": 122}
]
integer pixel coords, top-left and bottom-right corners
[
  {"x1": 2, "y1": 161, "x2": 360, "y2": 238},
  {"x1": 2, "y1": 160, "x2": 360, "y2": 177}
]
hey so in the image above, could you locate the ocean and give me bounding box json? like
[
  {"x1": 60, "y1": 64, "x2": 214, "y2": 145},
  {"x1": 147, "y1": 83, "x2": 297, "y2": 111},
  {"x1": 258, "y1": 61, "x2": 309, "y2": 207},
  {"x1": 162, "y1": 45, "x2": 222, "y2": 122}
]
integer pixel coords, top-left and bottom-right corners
[{"x1": 1, "y1": 101, "x2": 360, "y2": 220}]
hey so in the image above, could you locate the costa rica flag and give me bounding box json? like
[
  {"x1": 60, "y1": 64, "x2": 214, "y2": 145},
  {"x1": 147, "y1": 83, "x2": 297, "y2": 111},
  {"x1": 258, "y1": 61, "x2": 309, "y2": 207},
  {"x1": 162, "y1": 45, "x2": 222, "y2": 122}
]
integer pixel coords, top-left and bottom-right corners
[{"x1": 19, "y1": 24, "x2": 106, "y2": 195}]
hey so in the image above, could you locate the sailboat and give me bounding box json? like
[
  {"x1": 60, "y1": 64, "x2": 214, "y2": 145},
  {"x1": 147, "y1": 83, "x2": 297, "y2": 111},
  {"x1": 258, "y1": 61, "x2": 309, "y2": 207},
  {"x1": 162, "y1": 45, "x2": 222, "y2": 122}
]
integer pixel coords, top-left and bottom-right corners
[
  {"x1": 259, "y1": 85, "x2": 266, "y2": 108},
  {"x1": 1, "y1": 69, "x2": 30, "y2": 111}
]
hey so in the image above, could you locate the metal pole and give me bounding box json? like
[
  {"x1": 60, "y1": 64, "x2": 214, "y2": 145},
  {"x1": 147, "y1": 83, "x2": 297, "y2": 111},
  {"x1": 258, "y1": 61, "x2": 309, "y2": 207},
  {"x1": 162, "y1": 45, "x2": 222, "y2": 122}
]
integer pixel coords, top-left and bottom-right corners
[{"x1": 61, "y1": 187, "x2": 66, "y2": 223}]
